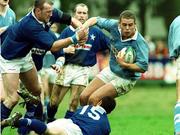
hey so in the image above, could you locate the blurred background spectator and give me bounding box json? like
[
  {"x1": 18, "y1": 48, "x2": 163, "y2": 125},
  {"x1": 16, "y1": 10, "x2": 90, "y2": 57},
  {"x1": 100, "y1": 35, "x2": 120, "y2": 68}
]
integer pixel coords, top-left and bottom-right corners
[{"x1": 155, "y1": 40, "x2": 169, "y2": 59}]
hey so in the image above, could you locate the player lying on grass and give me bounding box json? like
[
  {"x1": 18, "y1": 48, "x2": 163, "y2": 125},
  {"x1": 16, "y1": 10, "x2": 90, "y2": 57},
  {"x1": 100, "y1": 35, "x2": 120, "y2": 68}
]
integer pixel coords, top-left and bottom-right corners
[{"x1": 1, "y1": 96, "x2": 116, "y2": 135}]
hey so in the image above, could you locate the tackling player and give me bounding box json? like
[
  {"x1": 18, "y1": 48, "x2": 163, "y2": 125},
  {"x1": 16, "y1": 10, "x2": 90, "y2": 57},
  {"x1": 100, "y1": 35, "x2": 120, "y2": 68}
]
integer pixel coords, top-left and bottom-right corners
[
  {"x1": 1, "y1": 96, "x2": 116, "y2": 135},
  {"x1": 0, "y1": 0, "x2": 87, "y2": 133}
]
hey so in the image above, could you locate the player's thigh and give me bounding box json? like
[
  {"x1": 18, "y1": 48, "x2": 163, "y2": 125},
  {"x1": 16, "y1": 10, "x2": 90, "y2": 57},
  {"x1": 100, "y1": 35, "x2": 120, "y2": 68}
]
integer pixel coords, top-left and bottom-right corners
[
  {"x1": 89, "y1": 83, "x2": 117, "y2": 105},
  {"x1": 81, "y1": 77, "x2": 105, "y2": 98},
  {"x1": 87, "y1": 66, "x2": 118, "y2": 95},
  {"x1": 0, "y1": 75, "x2": 5, "y2": 101},
  {"x1": 48, "y1": 83, "x2": 54, "y2": 96},
  {"x1": 71, "y1": 85, "x2": 85, "y2": 98},
  {"x1": 50, "y1": 85, "x2": 68, "y2": 105},
  {"x1": 176, "y1": 57, "x2": 180, "y2": 101},
  {"x1": 20, "y1": 66, "x2": 41, "y2": 95},
  {"x1": 0, "y1": 55, "x2": 20, "y2": 94},
  {"x1": 58, "y1": 86, "x2": 69, "y2": 103}
]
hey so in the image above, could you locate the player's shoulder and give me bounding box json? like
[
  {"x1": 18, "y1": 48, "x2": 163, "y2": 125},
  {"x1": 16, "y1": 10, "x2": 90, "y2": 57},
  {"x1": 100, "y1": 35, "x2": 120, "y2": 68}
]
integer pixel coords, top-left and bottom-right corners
[
  {"x1": 136, "y1": 33, "x2": 149, "y2": 48},
  {"x1": 172, "y1": 16, "x2": 180, "y2": 23},
  {"x1": 20, "y1": 13, "x2": 43, "y2": 31},
  {"x1": 60, "y1": 26, "x2": 73, "y2": 36},
  {"x1": 7, "y1": 7, "x2": 15, "y2": 15},
  {"x1": 170, "y1": 16, "x2": 180, "y2": 28}
]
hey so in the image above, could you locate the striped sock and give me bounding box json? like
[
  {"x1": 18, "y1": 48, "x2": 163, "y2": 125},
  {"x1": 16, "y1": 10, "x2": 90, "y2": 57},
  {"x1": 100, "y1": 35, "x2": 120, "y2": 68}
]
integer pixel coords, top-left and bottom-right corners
[{"x1": 174, "y1": 102, "x2": 180, "y2": 134}]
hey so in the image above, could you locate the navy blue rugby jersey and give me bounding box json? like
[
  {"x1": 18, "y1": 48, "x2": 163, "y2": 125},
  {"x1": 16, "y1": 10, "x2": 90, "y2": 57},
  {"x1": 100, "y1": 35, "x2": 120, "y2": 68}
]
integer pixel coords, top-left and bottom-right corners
[
  {"x1": 31, "y1": 30, "x2": 57, "y2": 71},
  {"x1": 71, "y1": 105, "x2": 111, "y2": 135},
  {"x1": 53, "y1": 26, "x2": 110, "y2": 66},
  {"x1": 1, "y1": 8, "x2": 71, "y2": 60}
]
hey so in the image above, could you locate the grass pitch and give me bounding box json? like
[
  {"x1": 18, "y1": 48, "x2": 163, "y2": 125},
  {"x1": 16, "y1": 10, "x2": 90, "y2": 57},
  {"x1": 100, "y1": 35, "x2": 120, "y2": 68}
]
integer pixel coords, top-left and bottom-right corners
[{"x1": 2, "y1": 84, "x2": 175, "y2": 135}]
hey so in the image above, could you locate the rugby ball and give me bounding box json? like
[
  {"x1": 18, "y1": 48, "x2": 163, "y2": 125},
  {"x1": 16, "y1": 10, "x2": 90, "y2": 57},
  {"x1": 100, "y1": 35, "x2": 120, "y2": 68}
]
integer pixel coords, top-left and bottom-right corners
[{"x1": 119, "y1": 47, "x2": 136, "y2": 63}]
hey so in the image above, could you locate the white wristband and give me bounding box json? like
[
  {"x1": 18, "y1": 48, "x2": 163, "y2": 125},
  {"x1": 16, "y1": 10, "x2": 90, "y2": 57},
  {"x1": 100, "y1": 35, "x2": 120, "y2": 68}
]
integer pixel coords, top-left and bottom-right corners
[{"x1": 55, "y1": 60, "x2": 64, "y2": 67}]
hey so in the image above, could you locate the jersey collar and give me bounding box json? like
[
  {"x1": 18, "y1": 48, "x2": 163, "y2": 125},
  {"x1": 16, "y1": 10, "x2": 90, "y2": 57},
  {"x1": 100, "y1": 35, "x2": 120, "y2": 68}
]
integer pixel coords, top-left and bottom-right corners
[
  {"x1": 118, "y1": 26, "x2": 138, "y2": 42},
  {"x1": 31, "y1": 9, "x2": 45, "y2": 28},
  {"x1": 96, "y1": 105, "x2": 107, "y2": 114},
  {"x1": 69, "y1": 25, "x2": 76, "y2": 32},
  {"x1": 0, "y1": 5, "x2": 9, "y2": 17}
]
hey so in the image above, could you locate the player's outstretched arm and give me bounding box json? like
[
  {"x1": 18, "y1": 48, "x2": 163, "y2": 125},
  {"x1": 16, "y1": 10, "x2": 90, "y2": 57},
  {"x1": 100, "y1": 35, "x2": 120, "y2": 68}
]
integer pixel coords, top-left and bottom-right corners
[
  {"x1": 71, "y1": 17, "x2": 82, "y2": 28},
  {"x1": 51, "y1": 28, "x2": 88, "y2": 52},
  {"x1": 82, "y1": 17, "x2": 98, "y2": 29}
]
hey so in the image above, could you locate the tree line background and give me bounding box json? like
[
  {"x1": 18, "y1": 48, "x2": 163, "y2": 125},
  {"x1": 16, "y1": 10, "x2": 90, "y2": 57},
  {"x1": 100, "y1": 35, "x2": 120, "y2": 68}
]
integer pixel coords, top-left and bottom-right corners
[{"x1": 9, "y1": 0, "x2": 180, "y2": 40}]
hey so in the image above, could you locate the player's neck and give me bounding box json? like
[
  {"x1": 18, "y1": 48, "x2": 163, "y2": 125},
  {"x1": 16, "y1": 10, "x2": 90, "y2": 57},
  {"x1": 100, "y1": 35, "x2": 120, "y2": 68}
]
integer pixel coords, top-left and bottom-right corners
[{"x1": 0, "y1": 4, "x2": 8, "y2": 16}]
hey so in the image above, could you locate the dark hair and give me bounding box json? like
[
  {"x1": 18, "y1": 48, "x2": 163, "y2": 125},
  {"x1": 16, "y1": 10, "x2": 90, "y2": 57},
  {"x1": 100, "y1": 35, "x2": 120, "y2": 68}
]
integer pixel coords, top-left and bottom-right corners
[
  {"x1": 101, "y1": 96, "x2": 116, "y2": 114},
  {"x1": 74, "y1": 3, "x2": 88, "y2": 13},
  {"x1": 34, "y1": 0, "x2": 53, "y2": 9},
  {"x1": 119, "y1": 10, "x2": 136, "y2": 23}
]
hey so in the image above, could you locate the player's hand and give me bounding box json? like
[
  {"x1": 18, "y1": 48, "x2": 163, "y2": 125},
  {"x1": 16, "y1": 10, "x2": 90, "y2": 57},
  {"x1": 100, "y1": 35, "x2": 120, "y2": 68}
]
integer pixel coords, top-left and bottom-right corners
[
  {"x1": 117, "y1": 50, "x2": 125, "y2": 59},
  {"x1": 51, "y1": 64, "x2": 63, "y2": 73},
  {"x1": 63, "y1": 46, "x2": 75, "y2": 54},
  {"x1": 76, "y1": 27, "x2": 89, "y2": 40},
  {"x1": 78, "y1": 36, "x2": 88, "y2": 46},
  {"x1": 0, "y1": 27, "x2": 7, "y2": 34},
  {"x1": 116, "y1": 51, "x2": 127, "y2": 67},
  {"x1": 78, "y1": 27, "x2": 89, "y2": 46}
]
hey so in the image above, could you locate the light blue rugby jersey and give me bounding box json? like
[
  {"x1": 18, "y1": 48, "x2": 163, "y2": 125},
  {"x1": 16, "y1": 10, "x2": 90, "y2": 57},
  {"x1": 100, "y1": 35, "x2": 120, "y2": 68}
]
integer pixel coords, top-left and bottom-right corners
[
  {"x1": 168, "y1": 16, "x2": 180, "y2": 59},
  {"x1": 0, "y1": 6, "x2": 16, "y2": 27},
  {"x1": 96, "y1": 17, "x2": 149, "y2": 80},
  {"x1": 0, "y1": 6, "x2": 16, "y2": 53}
]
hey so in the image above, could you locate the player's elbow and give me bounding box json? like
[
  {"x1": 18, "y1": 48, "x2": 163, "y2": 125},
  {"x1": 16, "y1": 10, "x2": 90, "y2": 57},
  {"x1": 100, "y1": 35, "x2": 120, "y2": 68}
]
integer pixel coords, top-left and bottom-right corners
[
  {"x1": 50, "y1": 42, "x2": 60, "y2": 52},
  {"x1": 50, "y1": 47, "x2": 58, "y2": 52}
]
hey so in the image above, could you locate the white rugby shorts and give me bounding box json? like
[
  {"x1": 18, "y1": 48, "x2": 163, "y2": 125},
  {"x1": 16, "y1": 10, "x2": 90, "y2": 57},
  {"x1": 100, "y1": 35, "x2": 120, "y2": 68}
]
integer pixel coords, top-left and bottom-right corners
[
  {"x1": 55, "y1": 64, "x2": 89, "y2": 87},
  {"x1": 0, "y1": 53, "x2": 33, "y2": 73},
  {"x1": 176, "y1": 56, "x2": 180, "y2": 79},
  {"x1": 47, "y1": 118, "x2": 83, "y2": 135},
  {"x1": 97, "y1": 66, "x2": 136, "y2": 96}
]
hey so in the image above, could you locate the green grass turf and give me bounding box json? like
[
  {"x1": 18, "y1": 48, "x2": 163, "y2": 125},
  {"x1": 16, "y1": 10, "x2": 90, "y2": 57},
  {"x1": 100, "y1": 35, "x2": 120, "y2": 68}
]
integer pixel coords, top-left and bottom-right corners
[{"x1": 2, "y1": 84, "x2": 176, "y2": 135}]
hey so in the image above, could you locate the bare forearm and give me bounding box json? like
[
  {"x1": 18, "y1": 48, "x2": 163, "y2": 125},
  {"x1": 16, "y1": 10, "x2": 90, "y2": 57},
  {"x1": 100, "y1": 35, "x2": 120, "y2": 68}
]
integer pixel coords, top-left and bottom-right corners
[
  {"x1": 122, "y1": 63, "x2": 145, "y2": 73},
  {"x1": 83, "y1": 17, "x2": 97, "y2": 28},
  {"x1": 51, "y1": 37, "x2": 72, "y2": 52},
  {"x1": 71, "y1": 17, "x2": 82, "y2": 28}
]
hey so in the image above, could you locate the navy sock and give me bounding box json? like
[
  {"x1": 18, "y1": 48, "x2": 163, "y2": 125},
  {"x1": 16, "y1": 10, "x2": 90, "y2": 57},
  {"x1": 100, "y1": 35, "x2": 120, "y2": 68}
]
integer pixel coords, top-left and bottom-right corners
[
  {"x1": 64, "y1": 110, "x2": 74, "y2": 118},
  {"x1": 24, "y1": 102, "x2": 37, "y2": 118},
  {"x1": 1, "y1": 102, "x2": 12, "y2": 132},
  {"x1": 47, "y1": 103, "x2": 58, "y2": 122},
  {"x1": 34, "y1": 102, "x2": 43, "y2": 121},
  {"x1": 18, "y1": 102, "x2": 37, "y2": 135},
  {"x1": 1, "y1": 102, "x2": 12, "y2": 120},
  {"x1": 18, "y1": 118, "x2": 47, "y2": 134}
]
